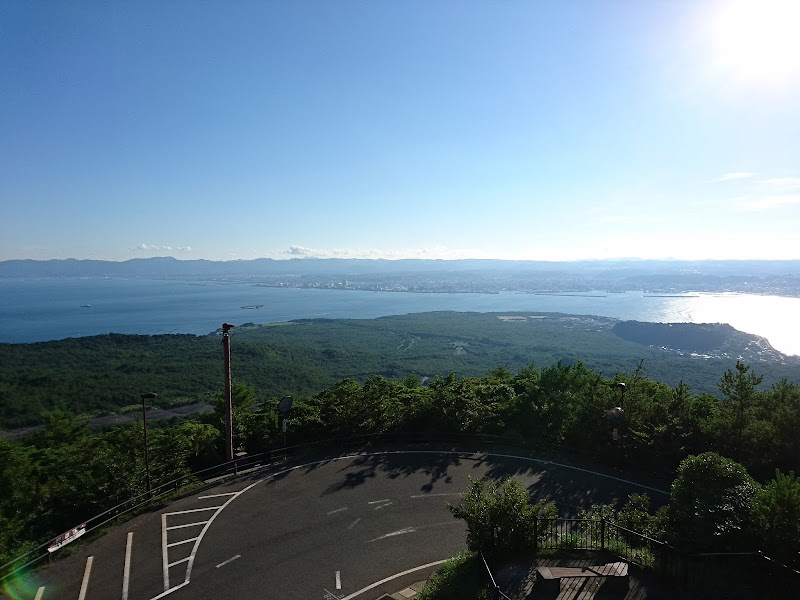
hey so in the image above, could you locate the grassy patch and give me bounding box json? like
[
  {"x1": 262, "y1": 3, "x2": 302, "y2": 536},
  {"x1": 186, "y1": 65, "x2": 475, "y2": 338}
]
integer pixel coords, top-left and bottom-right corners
[{"x1": 416, "y1": 552, "x2": 493, "y2": 600}]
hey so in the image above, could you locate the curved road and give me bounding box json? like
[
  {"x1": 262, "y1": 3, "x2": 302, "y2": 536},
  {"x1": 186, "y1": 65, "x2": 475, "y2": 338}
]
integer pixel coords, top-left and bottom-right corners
[{"x1": 3, "y1": 449, "x2": 668, "y2": 600}]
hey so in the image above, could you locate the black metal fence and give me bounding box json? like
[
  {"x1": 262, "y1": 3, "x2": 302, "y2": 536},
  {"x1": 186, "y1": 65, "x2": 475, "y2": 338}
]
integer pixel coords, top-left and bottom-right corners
[
  {"x1": 0, "y1": 431, "x2": 516, "y2": 582},
  {"x1": 4, "y1": 433, "x2": 798, "y2": 596}
]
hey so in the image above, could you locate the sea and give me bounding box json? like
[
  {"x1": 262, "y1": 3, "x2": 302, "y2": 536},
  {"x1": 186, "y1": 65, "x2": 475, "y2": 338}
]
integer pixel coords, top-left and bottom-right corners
[{"x1": 1, "y1": 277, "x2": 799, "y2": 356}]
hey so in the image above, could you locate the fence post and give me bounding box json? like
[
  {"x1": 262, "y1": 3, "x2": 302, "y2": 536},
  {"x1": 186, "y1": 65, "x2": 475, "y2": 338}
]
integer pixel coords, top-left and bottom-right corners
[{"x1": 600, "y1": 517, "x2": 606, "y2": 551}]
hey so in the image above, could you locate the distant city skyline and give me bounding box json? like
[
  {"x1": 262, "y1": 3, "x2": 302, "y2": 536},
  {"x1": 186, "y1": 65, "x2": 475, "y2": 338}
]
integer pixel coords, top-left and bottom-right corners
[{"x1": 2, "y1": 1, "x2": 799, "y2": 262}]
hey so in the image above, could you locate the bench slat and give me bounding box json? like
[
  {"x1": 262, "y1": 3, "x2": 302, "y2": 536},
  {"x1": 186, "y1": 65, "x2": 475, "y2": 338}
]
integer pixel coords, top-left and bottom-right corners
[{"x1": 537, "y1": 562, "x2": 628, "y2": 580}]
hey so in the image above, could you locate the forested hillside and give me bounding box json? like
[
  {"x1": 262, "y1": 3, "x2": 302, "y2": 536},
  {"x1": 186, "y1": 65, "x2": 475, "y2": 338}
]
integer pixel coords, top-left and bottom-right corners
[
  {"x1": 2, "y1": 359, "x2": 799, "y2": 569},
  {"x1": 1, "y1": 312, "x2": 798, "y2": 429}
]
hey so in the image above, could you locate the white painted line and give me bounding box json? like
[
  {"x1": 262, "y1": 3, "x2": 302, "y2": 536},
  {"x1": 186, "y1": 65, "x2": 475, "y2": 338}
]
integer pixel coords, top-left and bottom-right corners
[
  {"x1": 410, "y1": 493, "x2": 463, "y2": 498},
  {"x1": 161, "y1": 514, "x2": 169, "y2": 591},
  {"x1": 373, "y1": 502, "x2": 393, "y2": 510},
  {"x1": 215, "y1": 554, "x2": 241, "y2": 569},
  {"x1": 167, "y1": 556, "x2": 191, "y2": 568},
  {"x1": 323, "y1": 589, "x2": 343, "y2": 600},
  {"x1": 347, "y1": 518, "x2": 361, "y2": 530},
  {"x1": 367, "y1": 499, "x2": 390, "y2": 504},
  {"x1": 148, "y1": 580, "x2": 189, "y2": 600},
  {"x1": 122, "y1": 532, "x2": 133, "y2": 600},
  {"x1": 167, "y1": 536, "x2": 199, "y2": 548},
  {"x1": 163, "y1": 506, "x2": 223, "y2": 516},
  {"x1": 141, "y1": 449, "x2": 664, "y2": 597},
  {"x1": 34, "y1": 587, "x2": 45, "y2": 600},
  {"x1": 336, "y1": 570, "x2": 342, "y2": 589},
  {"x1": 197, "y1": 492, "x2": 238, "y2": 499},
  {"x1": 327, "y1": 507, "x2": 349, "y2": 515},
  {"x1": 166, "y1": 521, "x2": 208, "y2": 530},
  {"x1": 340, "y1": 559, "x2": 448, "y2": 600},
  {"x1": 487, "y1": 451, "x2": 669, "y2": 495},
  {"x1": 77, "y1": 556, "x2": 93, "y2": 600},
  {"x1": 367, "y1": 527, "x2": 415, "y2": 542}
]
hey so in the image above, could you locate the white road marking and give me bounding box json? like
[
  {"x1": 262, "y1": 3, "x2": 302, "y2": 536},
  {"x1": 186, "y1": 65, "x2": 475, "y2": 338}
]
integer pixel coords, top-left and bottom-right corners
[
  {"x1": 323, "y1": 589, "x2": 343, "y2": 600},
  {"x1": 367, "y1": 520, "x2": 457, "y2": 542},
  {"x1": 410, "y1": 493, "x2": 463, "y2": 498},
  {"x1": 340, "y1": 559, "x2": 448, "y2": 599},
  {"x1": 336, "y1": 570, "x2": 342, "y2": 589},
  {"x1": 373, "y1": 502, "x2": 392, "y2": 510},
  {"x1": 165, "y1": 521, "x2": 208, "y2": 530},
  {"x1": 367, "y1": 527, "x2": 416, "y2": 542},
  {"x1": 347, "y1": 518, "x2": 361, "y2": 529},
  {"x1": 34, "y1": 587, "x2": 45, "y2": 600},
  {"x1": 215, "y1": 554, "x2": 241, "y2": 569},
  {"x1": 163, "y1": 506, "x2": 222, "y2": 516},
  {"x1": 161, "y1": 514, "x2": 170, "y2": 591},
  {"x1": 167, "y1": 557, "x2": 191, "y2": 568},
  {"x1": 167, "y1": 536, "x2": 199, "y2": 548},
  {"x1": 367, "y1": 499, "x2": 390, "y2": 504},
  {"x1": 198, "y1": 492, "x2": 238, "y2": 499},
  {"x1": 122, "y1": 532, "x2": 133, "y2": 600},
  {"x1": 327, "y1": 507, "x2": 349, "y2": 515},
  {"x1": 77, "y1": 556, "x2": 93, "y2": 600},
  {"x1": 144, "y1": 449, "x2": 664, "y2": 597},
  {"x1": 148, "y1": 580, "x2": 189, "y2": 599}
]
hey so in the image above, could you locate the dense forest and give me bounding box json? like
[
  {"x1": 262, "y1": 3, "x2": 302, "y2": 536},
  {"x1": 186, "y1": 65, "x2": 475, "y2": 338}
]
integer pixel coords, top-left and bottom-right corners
[
  {"x1": 2, "y1": 357, "x2": 799, "y2": 570},
  {"x1": 1, "y1": 311, "x2": 798, "y2": 429}
]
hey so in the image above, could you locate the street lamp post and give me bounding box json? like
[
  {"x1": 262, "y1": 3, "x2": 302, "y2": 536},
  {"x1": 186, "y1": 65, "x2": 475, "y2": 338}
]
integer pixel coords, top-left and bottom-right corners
[
  {"x1": 222, "y1": 323, "x2": 235, "y2": 462},
  {"x1": 609, "y1": 382, "x2": 627, "y2": 464},
  {"x1": 614, "y1": 382, "x2": 626, "y2": 409},
  {"x1": 141, "y1": 392, "x2": 157, "y2": 496}
]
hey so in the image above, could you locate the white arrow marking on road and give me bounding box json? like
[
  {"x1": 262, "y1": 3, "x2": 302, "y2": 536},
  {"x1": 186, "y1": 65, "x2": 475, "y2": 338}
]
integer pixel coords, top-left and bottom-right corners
[
  {"x1": 367, "y1": 527, "x2": 416, "y2": 542},
  {"x1": 336, "y1": 570, "x2": 341, "y2": 589}
]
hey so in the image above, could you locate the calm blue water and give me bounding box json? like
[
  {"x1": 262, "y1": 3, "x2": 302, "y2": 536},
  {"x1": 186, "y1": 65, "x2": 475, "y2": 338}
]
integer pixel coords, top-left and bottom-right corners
[{"x1": 1, "y1": 278, "x2": 799, "y2": 355}]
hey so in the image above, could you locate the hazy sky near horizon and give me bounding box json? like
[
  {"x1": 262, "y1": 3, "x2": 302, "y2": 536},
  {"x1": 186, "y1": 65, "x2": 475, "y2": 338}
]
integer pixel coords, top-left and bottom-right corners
[{"x1": 2, "y1": 1, "x2": 800, "y2": 262}]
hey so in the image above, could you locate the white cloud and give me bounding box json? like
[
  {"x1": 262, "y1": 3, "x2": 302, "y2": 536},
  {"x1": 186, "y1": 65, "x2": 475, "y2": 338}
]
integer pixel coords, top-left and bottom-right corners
[
  {"x1": 280, "y1": 245, "x2": 479, "y2": 260},
  {"x1": 736, "y1": 194, "x2": 800, "y2": 211},
  {"x1": 715, "y1": 171, "x2": 755, "y2": 182},
  {"x1": 760, "y1": 177, "x2": 800, "y2": 192},
  {"x1": 134, "y1": 243, "x2": 192, "y2": 252}
]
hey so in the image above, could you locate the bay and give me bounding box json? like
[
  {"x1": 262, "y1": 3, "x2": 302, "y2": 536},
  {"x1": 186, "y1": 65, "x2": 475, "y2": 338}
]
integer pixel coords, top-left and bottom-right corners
[{"x1": 1, "y1": 278, "x2": 799, "y2": 356}]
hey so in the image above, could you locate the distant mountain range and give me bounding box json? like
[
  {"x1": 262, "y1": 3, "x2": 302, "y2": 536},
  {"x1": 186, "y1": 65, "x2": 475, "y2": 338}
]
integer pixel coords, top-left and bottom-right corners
[{"x1": 2, "y1": 256, "x2": 800, "y2": 278}]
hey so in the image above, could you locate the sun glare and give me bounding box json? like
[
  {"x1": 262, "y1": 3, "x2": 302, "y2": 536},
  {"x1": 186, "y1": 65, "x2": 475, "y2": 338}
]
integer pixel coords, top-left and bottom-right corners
[{"x1": 710, "y1": 0, "x2": 800, "y2": 84}]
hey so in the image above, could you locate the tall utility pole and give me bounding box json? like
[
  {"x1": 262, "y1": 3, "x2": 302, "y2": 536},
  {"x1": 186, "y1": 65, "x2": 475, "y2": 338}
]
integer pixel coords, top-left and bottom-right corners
[
  {"x1": 140, "y1": 392, "x2": 157, "y2": 496},
  {"x1": 222, "y1": 323, "x2": 235, "y2": 462}
]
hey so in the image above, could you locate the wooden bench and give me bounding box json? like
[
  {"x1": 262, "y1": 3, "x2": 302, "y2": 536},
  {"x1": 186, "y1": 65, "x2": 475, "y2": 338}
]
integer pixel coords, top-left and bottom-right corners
[{"x1": 536, "y1": 561, "x2": 629, "y2": 594}]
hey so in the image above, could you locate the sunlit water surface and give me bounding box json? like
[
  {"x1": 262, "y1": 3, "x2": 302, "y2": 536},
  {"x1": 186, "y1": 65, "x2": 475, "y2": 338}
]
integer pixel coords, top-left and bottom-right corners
[{"x1": 0, "y1": 279, "x2": 798, "y2": 356}]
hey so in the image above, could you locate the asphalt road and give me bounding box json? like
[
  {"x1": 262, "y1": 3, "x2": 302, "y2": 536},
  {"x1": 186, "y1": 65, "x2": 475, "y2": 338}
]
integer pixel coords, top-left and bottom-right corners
[{"x1": 3, "y1": 449, "x2": 669, "y2": 600}]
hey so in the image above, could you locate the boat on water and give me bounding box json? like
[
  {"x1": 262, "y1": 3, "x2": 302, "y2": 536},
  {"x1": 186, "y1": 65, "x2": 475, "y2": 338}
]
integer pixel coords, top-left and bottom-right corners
[{"x1": 80, "y1": 304, "x2": 92, "y2": 308}]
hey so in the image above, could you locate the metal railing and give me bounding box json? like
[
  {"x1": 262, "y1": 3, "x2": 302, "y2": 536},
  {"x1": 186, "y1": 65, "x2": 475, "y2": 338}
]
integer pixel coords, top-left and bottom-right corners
[
  {"x1": 533, "y1": 517, "x2": 684, "y2": 583},
  {"x1": 479, "y1": 551, "x2": 513, "y2": 600},
  {"x1": 0, "y1": 430, "x2": 531, "y2": 582}
]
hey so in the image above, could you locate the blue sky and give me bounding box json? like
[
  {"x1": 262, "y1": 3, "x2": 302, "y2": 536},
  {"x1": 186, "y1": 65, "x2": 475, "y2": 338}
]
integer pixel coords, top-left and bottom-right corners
[{"x1": 2, "y1": 0, "x2": 799, "y2": 261}]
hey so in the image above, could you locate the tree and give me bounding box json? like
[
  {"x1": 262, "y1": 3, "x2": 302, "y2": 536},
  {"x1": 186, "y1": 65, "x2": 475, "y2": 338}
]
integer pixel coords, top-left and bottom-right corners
[
  {"x1": 212, "y1": 382, "x2": 256, "y2": 452},
  {"x1": 448, "y1": 477, "x2": 556, "y2": 555},
  {"x1": 667, "y1": 452, "x2": 759, "y2": 551},
  {"x1": 717, "y1": 362, "x2": 763, "y2": 462},
  {"x1": 754, "y1": 470, "x2": 800, "y2": 565}
]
